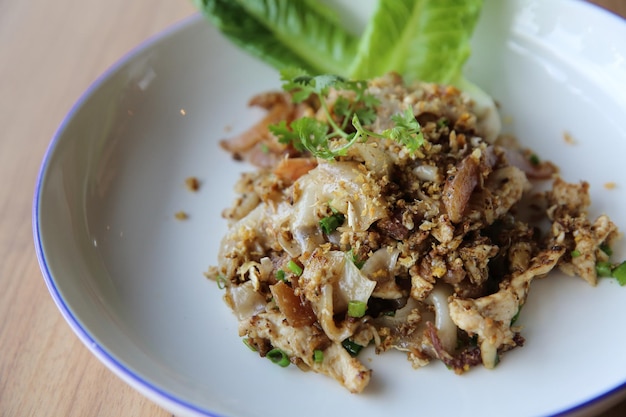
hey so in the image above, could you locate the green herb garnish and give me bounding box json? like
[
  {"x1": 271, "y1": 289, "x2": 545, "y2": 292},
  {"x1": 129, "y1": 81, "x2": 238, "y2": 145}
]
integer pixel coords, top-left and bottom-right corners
[
  {"x1": 267, "y1": 348, "x2": 291, "y2": 367},
  {"x1": 216, "y1": 275, "x2": 227, "y2": 289},
  {"x1": 353, "y1": 107, "x2": 424, "y2": 153},
  {"x1": 510, "y1": 308, "x2": 521, "y2": 325},
  {"x1": 270, "y1": 70, "x2": 423, "y2": 159},
  {"x1": 287, "y1": 260, "x2": 303, "y2": 276},
  {"x1": 243, "y1": 338, "x2": 257, "y2": 351},
  {"x1": 319, "y1": 212, "x2": 345, "y2": 234},
  {"x1": 347, "y1": 300, "x2": 367, "y2": 318},
  {"x1": 347, "y1": 248, "x2": 365, "y2": 269},
  {"x1": 313, "y1": 349, "x2": 324, "y2": 364},
  {"x1": 341, "y1": 338, "x2": 364, "y2": 357},
  {"x1": 596, "y1": 261, "x2": 613, "y2": 278},
  {"x1": 276, "y1": 269, "x2": 286, "y2": 281},
  {"x1": 529, "y1": 154, "x2": 540, "y2": 166},
  {"x1": 612, "y1": 261, "x2": 626, "y2": 286},
  {"x1": 600, "y1": 244, "x2": 613, "y2": 256}
]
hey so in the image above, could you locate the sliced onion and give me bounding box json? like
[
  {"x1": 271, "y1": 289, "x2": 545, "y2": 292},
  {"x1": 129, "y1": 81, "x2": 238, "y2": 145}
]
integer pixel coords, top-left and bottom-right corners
[
  {"x1": 337, "y1": 254, "x2": 377, "y2": 311},
  {"x1": 360, "y1": 247, "x2": 403, "y2": 299},
  {"x1": 226, "y1": 281, "x2": 266, "y2": 321},
  {"x1": 413, "y1": 164, "x2": 439, "y2": 182},
  {"x1": 361, "y1": 247, "x2": 400, "y2": 277},
  {"x1": 427, "y1": 285, "x2": 457, "y2": 352}
]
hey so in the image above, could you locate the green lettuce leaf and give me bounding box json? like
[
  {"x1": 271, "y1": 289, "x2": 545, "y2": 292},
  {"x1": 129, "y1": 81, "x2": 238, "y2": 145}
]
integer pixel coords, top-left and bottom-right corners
[
  {"x1": 347, "y1": 0, "x2": 500, "y2": 141},
  {"x1": 195, "y1": 0, "x2": 500, "y2": 141},
  {"x1": 348, "y1": 0, "x2": 483, "y2": 84},
  {"x1": 192, "y1": 0, "x2": 359, "y2": 75}
]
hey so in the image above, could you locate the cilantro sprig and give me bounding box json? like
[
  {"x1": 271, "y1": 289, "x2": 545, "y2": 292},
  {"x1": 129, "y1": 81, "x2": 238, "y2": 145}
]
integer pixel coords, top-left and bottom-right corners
[{"x1": 269, "y1": 69, "x2": 424, "y2": 160}]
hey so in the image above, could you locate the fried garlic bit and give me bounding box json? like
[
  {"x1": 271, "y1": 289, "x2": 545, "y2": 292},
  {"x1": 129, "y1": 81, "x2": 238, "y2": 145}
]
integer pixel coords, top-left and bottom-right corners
[{"x1": 185, "y1": 176, "x2": 200, "y2": 192}]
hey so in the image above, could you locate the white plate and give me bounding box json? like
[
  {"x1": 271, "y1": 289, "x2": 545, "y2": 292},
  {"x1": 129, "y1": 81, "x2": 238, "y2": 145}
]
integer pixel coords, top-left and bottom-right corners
[{"x1": 34, "y1": 1, "x2": 626, "y2": 416}]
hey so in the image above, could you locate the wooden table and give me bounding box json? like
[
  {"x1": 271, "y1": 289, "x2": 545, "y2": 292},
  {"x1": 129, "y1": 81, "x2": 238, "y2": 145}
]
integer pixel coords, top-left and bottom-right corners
[{"x1": 1, "y1": 0, "x2": 625, "y2": 416}]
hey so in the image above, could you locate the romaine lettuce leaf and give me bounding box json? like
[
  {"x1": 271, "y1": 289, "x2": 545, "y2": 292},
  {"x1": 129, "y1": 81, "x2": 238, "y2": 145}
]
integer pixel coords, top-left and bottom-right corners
[
  {"x1": 348, "y1": 0, "x2": 483, "y2": 84},
  {"x1": 193, "y1": 0, "x2": 359, "y2": 75},
  {"x1": 347, "y1": 0, "x2": 500, "y2": 141},
  {"x1": 195, "y1": 0, "x2": 500, "y2": 141}
]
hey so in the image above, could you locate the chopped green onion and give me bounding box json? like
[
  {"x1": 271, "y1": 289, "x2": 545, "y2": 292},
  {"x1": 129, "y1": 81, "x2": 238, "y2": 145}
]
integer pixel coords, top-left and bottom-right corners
[
  {"x1": 287, "y1": 260, "x2": 303, "y2": 276},
  {"x1": 529, "y1": 154, "x2": 540, "y2": 166},
  {"x1": 276, "y1": 269, "x2": 286, "y2": 281},
  {"x1": 216, "y1": 275, "x2": 227, "y2": 289},
  {"x1": 313, "y1": 349, "x2": 324, "y2": 364},
  {"x1": 347, "y1": 300, "x2": 367, "y2": 318},
  {"x1": 243, "y1": 338, "x2": 257, "y2": 352},
  {"x1": 570, "y1": 249, "x2": 581, "y2": 258},
  {"x1": 596, "y1": 261, "x2": 613, "y2": 278},
  {"x1": 600, "y1": 244, "x2": 613, "y2": 256},
  {"x1": 510, "y1": 308, "x2": 521, "y2": 325},
  {"x1": 319, "y1": 213, "x2": 345, "y2": 234},
  {"x1": 267, "y1": 348, "x2": 290, "y2": 367},
  {"x1": 347, "y1": 248, "x2": 365, "y2": 269},
  {"x1": 612, "y1": 261, "x2": 626, "y2": 286},
  {"x1": 341, "y1": 338, "x2": 364, "y2": 357}
]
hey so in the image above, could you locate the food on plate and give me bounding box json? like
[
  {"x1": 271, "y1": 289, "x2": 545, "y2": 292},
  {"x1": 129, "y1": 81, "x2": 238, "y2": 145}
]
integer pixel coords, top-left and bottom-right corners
[
  {"x1": 174, "y1": 211, "x2": 189, "y2": 220},
  {"x1": 185, "y1": 176, "x2": 201, "y2": 192},
  {"x1": 197, "y1": 0, "x2": 625, "y2": 393},
  {"x1": 205, "y1": 70, "x2": 622, "y2": 393}
]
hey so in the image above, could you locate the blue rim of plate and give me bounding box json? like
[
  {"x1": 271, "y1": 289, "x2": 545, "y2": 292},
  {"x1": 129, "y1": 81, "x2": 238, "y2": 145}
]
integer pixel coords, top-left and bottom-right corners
[
  {"x1": 31, "y1": 4, "x2": 626, "y2": 417},
  {"x1": 31, "y1": 12, "x2": 223, "y2": 417}
]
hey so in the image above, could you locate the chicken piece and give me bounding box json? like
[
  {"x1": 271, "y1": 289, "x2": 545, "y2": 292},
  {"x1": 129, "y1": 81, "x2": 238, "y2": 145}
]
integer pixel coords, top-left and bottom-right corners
[
  {"x1": 556, "y1": 214, "x2": 619, "y2": 285},
  {"x1": 458, "y1": 239, "x2": 499, "y2": 286},
  {"x1": 241, "y1": 310, "x2": 371, "y2": 393},
  {"x1": 546, "y1": 177, "x2": 590, "y2": 219},
  {"x1": 449, "y1": 245, "x2": 564, "y2": 368},
  {"x1": 546, "y1": 178, "x2": 619, "y2": 285}
]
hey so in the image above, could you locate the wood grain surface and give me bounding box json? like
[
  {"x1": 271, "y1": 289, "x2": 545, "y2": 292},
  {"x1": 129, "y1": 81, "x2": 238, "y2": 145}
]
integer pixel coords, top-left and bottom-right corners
[{"x1": 1, "y1": 0, "x2": 624, "y2": 416}]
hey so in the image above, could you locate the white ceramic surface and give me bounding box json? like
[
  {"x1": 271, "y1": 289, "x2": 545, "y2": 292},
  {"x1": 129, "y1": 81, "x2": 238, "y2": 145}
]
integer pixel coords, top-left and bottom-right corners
[{"x1": 34, "y1": 1, "x2": 626, "y2": 416}]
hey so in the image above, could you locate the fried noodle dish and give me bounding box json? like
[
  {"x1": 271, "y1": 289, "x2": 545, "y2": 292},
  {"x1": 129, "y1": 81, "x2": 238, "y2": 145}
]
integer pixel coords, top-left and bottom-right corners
[{"x1": 206, "y1": 71, "x2": 620, "y2": 393}]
